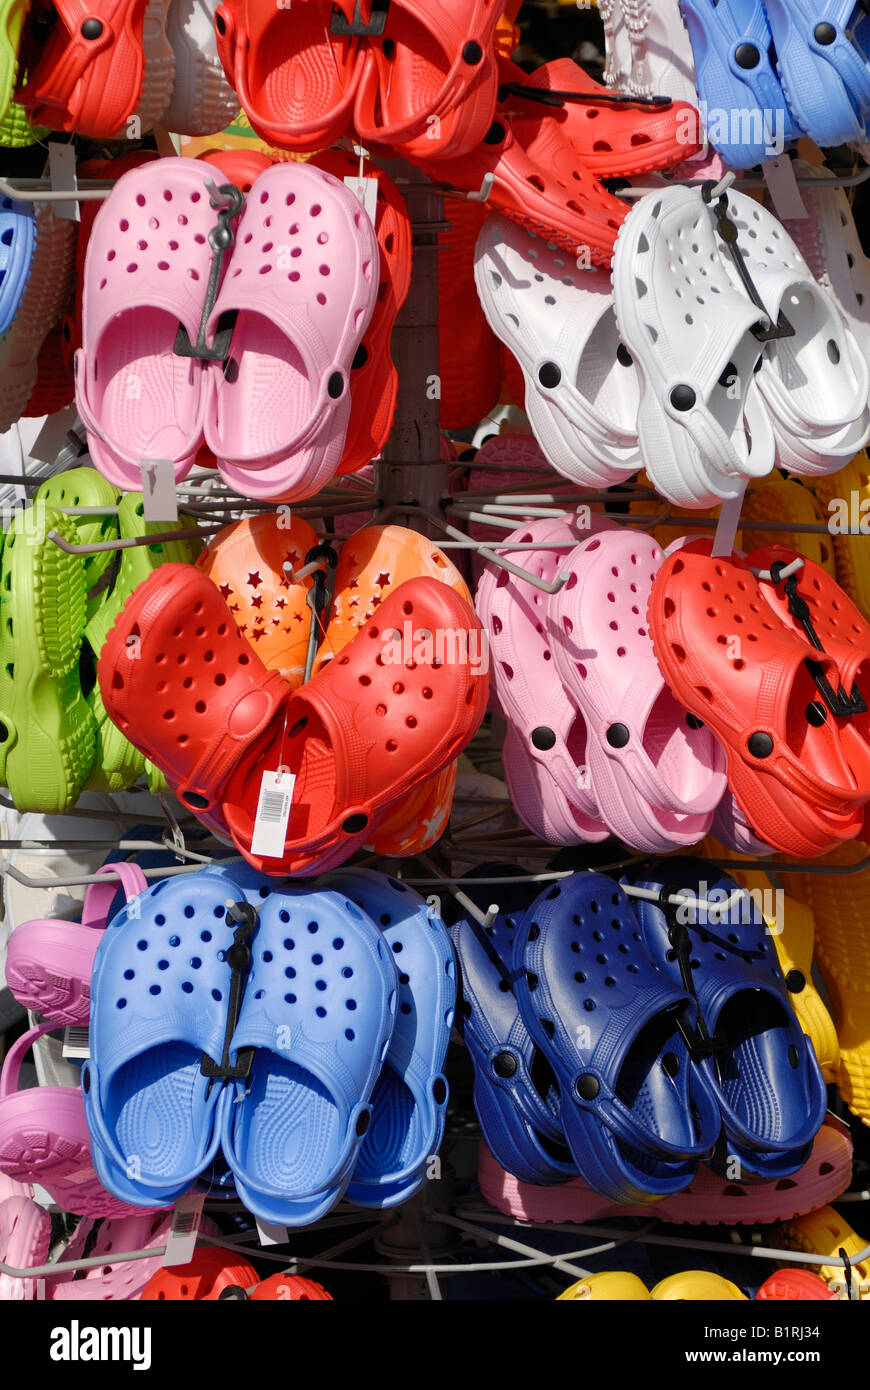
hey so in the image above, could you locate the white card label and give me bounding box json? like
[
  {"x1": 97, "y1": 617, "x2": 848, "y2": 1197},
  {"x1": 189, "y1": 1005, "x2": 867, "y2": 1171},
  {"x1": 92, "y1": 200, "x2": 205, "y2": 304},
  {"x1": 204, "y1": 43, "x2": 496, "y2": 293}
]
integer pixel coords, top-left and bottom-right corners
[
  {"x1": 140, "y1": 458, "x2": 178, "y2": 522},
  {"x1": 255, "y1": 1217, "x2": 288, "y2": 1247},
  {"x1": 762, "y1": 156, "x2": 808, "y2": 221},
  {"x1": 250, "y1": 770, "x2": 296, "y2": 859},
  {"x1": 162, "y1": 1192, "x2": 205, "y2": 1266},
  {"x1": 48, "y1": 142, "x2": 80, "y2": 222},
  {"x1": 344, "y1": 175, "x2": 378, "y2": 227},
  {"x1": 62, "y1": 1025, "x2": 90, "y2": 1059},
  {"x1": 29, "y1": 405, "x2": 81, "y2": 467}
]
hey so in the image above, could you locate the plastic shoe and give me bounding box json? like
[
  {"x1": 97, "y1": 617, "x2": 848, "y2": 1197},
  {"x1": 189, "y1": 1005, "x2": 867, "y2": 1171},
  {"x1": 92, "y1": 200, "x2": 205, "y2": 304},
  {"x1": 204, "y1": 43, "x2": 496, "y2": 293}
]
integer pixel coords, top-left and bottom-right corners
[
  {"x1": 34, "y1": 467, "x2": 120, "y2": 620},
  {"x1": 788, "y1": 838, "x2": 870, "y2": 1127},
  {"x1": 547, "y1": 529, "x2": 728, "y2": 851},
  {"x1": 364, "y1": 760, "x2": 456, "y2": 858},
  {"x1": 438, "y1": 200, "x2": 502, "y2": 432},
  {"x1": 741, "y1": 473, "x2": 836, "y2": 576},
  {"x1": 474, "y1": 213, "x2": 641, "y2": 487},
  {"x1": 140, "y1": 1246, "x2": 258, "y2": 1300},
  {"x1": 755, "y1": 1269, "x2": 839, "y2": 1301},
  {"x1": 450, "y1": 881, "x2": 577, "y2": 1185},
  {"x1": 475, "y1": 514, "x2": 613, "y2": 845},
  {"x1": 198, "y1": 146, "x2": 275, "y2": 191},
  {"x1": 611, "y1": 186, "x2": 775, "y2": 509},
  {"x1": 764, "y1": 0, "x2": 870, "y2": 151},
  {"x1": 313, "y1": 523, "x2": 473, "y2": 674},
  {"x1": 651, "y1": 1271, "x2": 747, "y2": 1300},
  {"x1": 22, "y1": 323, "x2": 76, "y2": 419},
  {"x1": 778, "y1": 1205, "x2": 870, "y2": 1299},
  {"x1": 214, "y1": 0, "x2": 362, "y2": 152},
  {"x1": 810, "y1": 451, "x2": 870, "y2": 620},
  {"x1": 47, "y1": 1210, "x2": 181, "y2": 1300},
  {"x1": 557, "y1": 1272, "x2": 650, "y2": 1301},
  {"x1": 0, "y1": 1192, "x2": 50, "y2": 1301},
  {"x1": 628, "y1": 860, "x2": 829, "y2": 1177},
  {"x1": 249, "y1": 1273, "x2": 333, "y2": 1300},
  {"x1": 710, "y1": 792, "x2": 778, "y2": 857},
  {"x1": 720, "y1": 191, "x2": 870, "y2": 475},
  {"x1": 678, "y1": 0, "x2": 798, "y2": 167},
  {"x1": 203, "y1": 162, "x2": 379, "y2": 503},
  {"x1": 0, "y1": 214, "x2": 56, "y2": 370},
  {"x1": 513, "y1": 873, "x2": 722, "y2": 1205},
  {"x1": 351, "y1": 0, "x2": 507, "y2": 161},
  {"x1": 0, "y1": 0, "x2": 31, "y2": 133},
  {"x1": 220, "y1": 885, "x2": 398, "y2": 1226},
  {"x1": 130, "y1": 0, "x2": 175, "y2": 133},
  {"x1": 648, "y1": 539, "x2": 869, "y2": 856},
  {"x1": 195, "y1": 512, "x2": 318, "y2": 687},
  {"x1": 0, "y1": 504, "x2": 96, "y2": 814},
  {"x1": 98, "y1": 564, "x2": 488, "y2": 875},
  {"x1": 310, "y1": 150, "x2": 411, "y2": 476},
  {"x1": 478, "y1": 1114, "x2": 853, "y2": 1224},
  {"x1": 163, "y1": 0, "x2": 239, "y2": 135},
  {"x1": 0, "y1": 1024, "x2": 150, "y2": 1218},
  {"x1": 0, "y1": 200, "x2": 76, "y2": 433},
  {"x1": 0, "y1": 97, "x2": 49, "y2": 146},
  {"x1": 325, "y1": 870, "x2": 455, "y2": 1208},
  {"x1": 408, "y1": 72, "x2": 629, "y2": 266},
  {"x1": 82, "y1": 868, "x2": 257, "y2": 1208},
  {"x1": 505, "y1": 58, "x2": 702, "y2": 177},
  {"x1": 18, "y1": 0, "x2": 149, "y2": 136},
  {"x1": 768, "y1": 160, "x2": 870, "y2": 371},
  {"x1": 75, "y1": 156, "x2": 228, "y2": 492},
  {"x1": 621, "y1": 0, "x2": 701, "y2": 105},
  {"x1": 7, "y1": 861, "x2": 147, "y2": 1025},
  {"x1": 598, "y1": 0, "x2": 632, "y2": 91}
]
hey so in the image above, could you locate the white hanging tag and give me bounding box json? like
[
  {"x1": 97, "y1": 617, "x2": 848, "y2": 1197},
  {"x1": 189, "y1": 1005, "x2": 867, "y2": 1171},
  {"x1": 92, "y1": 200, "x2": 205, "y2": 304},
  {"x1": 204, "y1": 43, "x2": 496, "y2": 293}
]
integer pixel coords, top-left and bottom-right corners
[
  {"x1": 29, "y1": 405, "x2": 80, "y2": 466},
  {"x1": 762, "y1": 156, "x2": 808, "y2": 221},
  {"x1": 48, "y1": 142, "x2": 80, "y2": 222},
  {"x1": 162, "y1": 1192, "x2": 205, "y2": 1266},
  {"x1": 344, "y1": 175, "x2": 379, "y2": 226},
  {"x1": 255, "y1": 1217, "x2": 288, "y2": 1246},
  {"x1": 140, "y1": 458, "x2": 179, "y2": 522},
  {"x1": 250, "y1": 769, "x2": 296, "y2": 859},
  {"x1": 62, "y1": 1025, "x2": 90, "y2": 1059}
]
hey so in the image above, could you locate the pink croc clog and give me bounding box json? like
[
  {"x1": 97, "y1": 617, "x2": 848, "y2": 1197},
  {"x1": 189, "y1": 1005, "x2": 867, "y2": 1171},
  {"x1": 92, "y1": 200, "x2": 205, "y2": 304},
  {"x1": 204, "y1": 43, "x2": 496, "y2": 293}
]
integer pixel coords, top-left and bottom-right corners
[
  {"x1": 75, "y1": 157, "x2": 229, "y2": 492},
  {"x1": 0, "y1": 1023, "x2": 156, "y2": 1220},
  {"x1": 0, "y1": 1193, "x2": 50, "y2": 1301},
  {"x1": 203, "y1": 162, "x2": 379, "y2": 503},
  {"x1": 7, "y1": 861, "x2": 148, "y2": 1026},
  {"x1": 547, "y1": 529, "x2": 728, "y2": 852}
]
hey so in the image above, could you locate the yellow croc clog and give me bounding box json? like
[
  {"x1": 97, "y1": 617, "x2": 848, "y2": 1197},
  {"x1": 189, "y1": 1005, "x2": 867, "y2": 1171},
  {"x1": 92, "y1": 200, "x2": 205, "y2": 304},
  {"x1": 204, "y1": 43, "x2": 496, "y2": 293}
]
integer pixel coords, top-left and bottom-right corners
[
  {"x1": 789, "y1": 838, "x2": 870, "y2": 1125},
  {"x1": 741, "y1": 473, "x2": 836, "y2": 575},
  {"x1": 651, "y1": 1272, "x2": 748, "y2": 1301},
  {"x1": 778, "y1": 1205, "x2": 870, "y2": 1300},
  {"x1": 810, "y1": 451, "x2": 870, "y2": 620},
  {"x1": 558, "y1": 1272, "x2": 650, "y2": 1301}
]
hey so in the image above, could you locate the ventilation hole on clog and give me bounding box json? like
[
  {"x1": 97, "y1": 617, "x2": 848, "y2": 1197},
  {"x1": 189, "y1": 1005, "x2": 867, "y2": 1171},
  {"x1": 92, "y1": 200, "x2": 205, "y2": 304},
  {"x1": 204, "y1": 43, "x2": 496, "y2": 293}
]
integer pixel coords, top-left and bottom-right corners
[{"x1": 149, "y1": 985, "x2": 161, "y2": 995}]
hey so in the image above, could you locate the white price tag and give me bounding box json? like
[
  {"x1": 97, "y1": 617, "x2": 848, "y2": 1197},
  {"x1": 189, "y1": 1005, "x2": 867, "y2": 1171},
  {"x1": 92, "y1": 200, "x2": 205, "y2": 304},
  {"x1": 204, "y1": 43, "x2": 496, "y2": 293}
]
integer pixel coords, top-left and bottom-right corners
[
  {"x1": 140, "y1": 458, "x2": 178, "y2": 522},
  {"x1": 162, "y1": 1192, "x2": 204, "y2": 1267},
  {"x1": 62, "y1": 1025, "x2": 90, "y2": 1059},
  {"x1": 29, "y1": 405, "x2": 80, "y2": 467},
  {"x1": 48, "y1": 142, "x2": 80, "y2": 222},
  {"x1": 250, "y1": 769, "x2": 296, "y2": 859},
  {"x1": 255, "y1": 1217, "x2": 288, "y2": 1246},
  {"x1": 762, "y1": 156, "x2": 808, "y2": 221},
  {"x1": 344, "y1": 174, "x2": 379, "y2": 227}
]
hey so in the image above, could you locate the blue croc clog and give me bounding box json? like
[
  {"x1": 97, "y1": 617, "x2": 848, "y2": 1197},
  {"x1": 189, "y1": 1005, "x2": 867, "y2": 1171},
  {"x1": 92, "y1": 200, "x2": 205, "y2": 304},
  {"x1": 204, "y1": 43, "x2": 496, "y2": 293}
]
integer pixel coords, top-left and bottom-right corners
[
  {"x1": 626, "y1": 859, "x2": 828, "y2": 1178},
  {"x1": 0, "y1": 196, "x2": 35, "y2": 337},
  {"x1": 83, "y1": 867, "x2": 257, "y2": 1208},
  {"x1": 764, "y1": 0, "x2": 870, "y2": 149},
  {"x1": 450, "y1": 878, "x2": 577, "y2": 1186},
  {"x1": 324, "y1": 869, "x2": 456, "y2": 1209},
  {"x1": 221, "y1": 886, "x2": 398, "y2": 1227},
  {"x1": 679, "y1": 0, "x2": 800, "y2": 167},
  {"x1": 513, "y1": 873, "x2": 722, "y2": 1206}
]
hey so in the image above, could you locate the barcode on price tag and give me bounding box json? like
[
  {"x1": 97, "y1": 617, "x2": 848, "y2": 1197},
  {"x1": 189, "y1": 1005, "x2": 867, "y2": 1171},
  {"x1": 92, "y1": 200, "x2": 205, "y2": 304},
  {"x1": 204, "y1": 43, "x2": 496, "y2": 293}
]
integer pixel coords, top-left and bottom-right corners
[
  {"x1": 62, "y1": 1025, "x2": 90, "y2": 1059},
  {"x1": 162, "y1": 1192, "x2": 205, "y2": 1266},
  {"x1": 251, "y1": 769, "x2": 296, "y2": 858}
]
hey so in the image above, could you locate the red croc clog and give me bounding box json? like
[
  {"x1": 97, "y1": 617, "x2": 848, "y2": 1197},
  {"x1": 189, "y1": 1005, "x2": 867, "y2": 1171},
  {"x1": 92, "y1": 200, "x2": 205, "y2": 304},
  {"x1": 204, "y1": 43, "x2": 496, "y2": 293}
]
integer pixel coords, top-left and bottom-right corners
[
  {"x1": 214, "y1": 0, "x2": 362, "y2": 152},
  {"x1": 18, "y1": 0, "x2": 149, "y2": 136},
  {"x1": 755, "y1": 1269, "x2": 839, "y2": 1301},
  {"x1": 249, "y1": 1272, "x2": 333, "y2": 1300},
  {"x1": 310, "y1": 149, "x2": 411, "y2": 476},
  {"x1": 98, "y1": 563, "x2": 488, "y2": 875},
  {"x1": 139, "y1": 1246, "x2": 258, "y2": 1300},
  {"x1": 648, "y1": 538, "x2": 869, "y2": 857}
]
